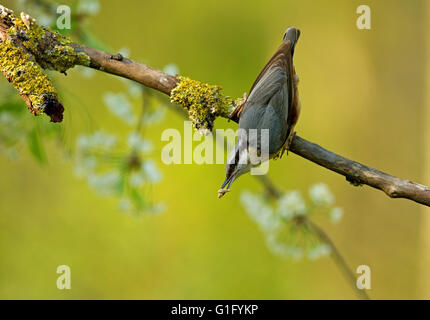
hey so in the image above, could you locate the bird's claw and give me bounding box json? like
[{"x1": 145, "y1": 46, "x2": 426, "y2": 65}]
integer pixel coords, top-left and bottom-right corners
[
  {"x1": 274, "y1": 130, "x2": 296, "y2": 160},
  {"x1": 285, "y1": 130, "x2": 297, "y2": 155}
]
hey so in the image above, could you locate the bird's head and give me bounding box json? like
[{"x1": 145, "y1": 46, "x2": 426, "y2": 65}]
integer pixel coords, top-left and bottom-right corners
[
  {"x1": 283, "y1": 27, "x2": 301, "y2": 57},
  {"x1": 218, "y1": 144, "x2": 251, "y2": 198}
]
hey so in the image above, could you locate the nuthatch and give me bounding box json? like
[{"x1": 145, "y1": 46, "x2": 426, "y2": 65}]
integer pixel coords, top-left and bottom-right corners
[{"x1": 218, "y1": 27, "x2": 301, "y2": 198}]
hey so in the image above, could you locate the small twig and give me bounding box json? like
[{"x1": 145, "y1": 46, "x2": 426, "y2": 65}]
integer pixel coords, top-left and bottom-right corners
[
  {"x1": 136, "y1": 86, "x2": 147, "y2": 133},
  {"x1": 78, "y1": 45, "x2": 177, "y2": 95},
  {"x1": 255, "y1": 175, "x2": 282, "y2": 199},
  {"x1": 307, "y1": 221, "x2": 370, "y2": 300}
]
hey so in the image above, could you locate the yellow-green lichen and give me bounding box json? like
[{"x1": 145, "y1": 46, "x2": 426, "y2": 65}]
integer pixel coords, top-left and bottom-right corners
[
  {"x1": 0, "y1": 39, "x2": 57, "y2": 115},
  {"x1": 170, "y1": 76, "x2": 234, "y2": 131},
  {"x1": 44, "y1": 45, "x2": 91, "y2": 73},
  {"x1": 0, "y1": 8, "x2": 88, "y2": 120},
  {"x1": 7, "y1": 12, "x2": 90, "y2": 73}
]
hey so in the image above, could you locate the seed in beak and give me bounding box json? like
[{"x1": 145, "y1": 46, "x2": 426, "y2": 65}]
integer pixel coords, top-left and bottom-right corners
[{"x1": 218, "y1": 188, "x2": 230, "y2": 199}]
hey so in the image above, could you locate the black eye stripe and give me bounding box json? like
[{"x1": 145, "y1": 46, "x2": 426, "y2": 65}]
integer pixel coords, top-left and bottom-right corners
[
  {"x1": 226, "y1": 148, "x2": 240, "y2": 177},
  {"x1": 234, "y1": 148, "x2": 240, "y2": 164}
]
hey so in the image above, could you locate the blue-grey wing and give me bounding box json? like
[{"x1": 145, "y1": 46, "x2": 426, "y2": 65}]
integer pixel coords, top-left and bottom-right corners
[
  {"x1": 239, "y1": 68, "x2": 289, "y2": 154},
  {"x1": 230, "y1": 40, "x2": 294, "y2": 123},
  {"x1": 239, "y1": 41, "x2": 293, "y2": 155}
]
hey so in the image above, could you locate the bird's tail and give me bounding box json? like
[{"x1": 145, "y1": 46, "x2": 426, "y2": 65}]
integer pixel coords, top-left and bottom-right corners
[{"x1": 283, "y1": 27, "x2": 301, "y2": 56}]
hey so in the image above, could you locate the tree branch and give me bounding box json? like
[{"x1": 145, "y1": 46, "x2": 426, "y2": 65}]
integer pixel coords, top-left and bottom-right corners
[
  {"x1": 290, "y1": 136, "x2": 430, "y2": 206},
  {"x1": 79, "y1": 46, "x2": 177, "y2": 95},
  {"x1": 0, "y1": 5, "x2": 429, "y2": 206}
]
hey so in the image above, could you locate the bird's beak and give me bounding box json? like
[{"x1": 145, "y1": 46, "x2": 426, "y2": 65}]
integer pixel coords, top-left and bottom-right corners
[{"x1": 218, "y1": 174, "x2": 236, "y2": 199}]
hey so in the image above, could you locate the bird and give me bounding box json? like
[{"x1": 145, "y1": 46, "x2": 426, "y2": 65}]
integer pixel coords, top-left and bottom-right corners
[{"x1": 218, "y1": 27, "x2": 301, "y2": 198}]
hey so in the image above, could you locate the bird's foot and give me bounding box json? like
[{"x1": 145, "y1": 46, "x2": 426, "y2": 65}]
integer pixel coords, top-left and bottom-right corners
[
  {"x1": 285, "y1": 130, "x2": 297, "y2": 155},
  {"x1": 274, "y1": 130, "x2": 296, "y2": 160}
]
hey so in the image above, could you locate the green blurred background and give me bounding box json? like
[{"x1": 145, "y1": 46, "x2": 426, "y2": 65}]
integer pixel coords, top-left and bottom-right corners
[{"x1": 1, "y1": 0, "x2": 430, "y2": 299}]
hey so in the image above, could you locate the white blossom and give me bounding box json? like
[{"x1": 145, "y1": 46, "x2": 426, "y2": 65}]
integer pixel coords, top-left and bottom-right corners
[
  {"x1": 266, "y1": 234, "x2": 303, "y2": 260},
  {"x1": 240, "y1": 183, "x2": 343, "y2": 262},
  {"x1": 277, "y1": 191, "x2": 307, "y2": 220},
  {"x1": 127, "y1": 132, "x2": 153, "y2": 153},
  {"x1": 37, "y1": 14, "x2": 53, "y2": 27},
  {"x1": 129, "y1": 172, "x2": 145, "y2": 187},
  {"x1": 0, "y1": 112, "x2": 16, "y2": 124},
  {"x1": 240, "y1": 191, "x2": 280, "y2": 232},
  {"x1": 103, "y1": 92, "x2": 136, "y2": 125},
  {"x1": 329, "y1": 207, "x2": 344, "y2": 224},
  {"x1": 149, "y1": 202, "x2": 167, "y2": 214},
  {"x1": 87, "y1": 171, "x2": 120, "y2": 196},
  {"x1": 76, "y1": 131, "x2": 117, "y2": 151},
  {"x1": 142, "y1": 160, "x2": 162, "y2": 183},
  {"x1": 143, "y1": 107, "x2": 166, "y2": 125},
  {"x1": 77, "y1": 0, "x2": 100, "y2": 15},
  {"x1": 307, "y1": 244, "x2": 331, "y2": 260},
  {"x1": 118, "y1": 197, "x2": 133, "y2": 212},
  {"x1": 128, "y1": 82, "x2": 142, "y2": 98},
  {"x1": 80, "y1": 67, "x2": 95, "y2": 79},
  {"x1": 309, "y1": 183, "x2": 335, "y2": 205},
  {"x1": 74, "y1": 156, "x2": 97, "y2": 177},
  {"x1": 163, "y1": 63, "x2": 179, "y2": 76}
]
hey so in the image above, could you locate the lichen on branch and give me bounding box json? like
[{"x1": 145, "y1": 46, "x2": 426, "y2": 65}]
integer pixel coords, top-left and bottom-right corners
[
  {"x1": 0, "y1": 6, "x2": 90, "y2": 122},
  {"x1": 0, "y1": 39, "x2": 58, "y2": 117},
  {"x1": 170, "y1": 76, "x2": 235, "y2": 132}
]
